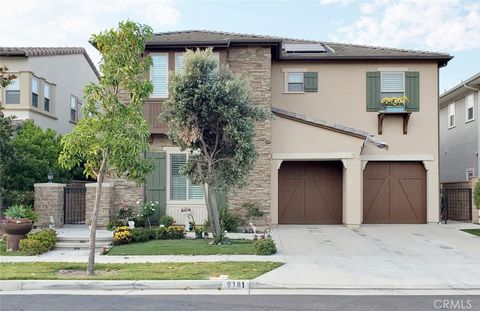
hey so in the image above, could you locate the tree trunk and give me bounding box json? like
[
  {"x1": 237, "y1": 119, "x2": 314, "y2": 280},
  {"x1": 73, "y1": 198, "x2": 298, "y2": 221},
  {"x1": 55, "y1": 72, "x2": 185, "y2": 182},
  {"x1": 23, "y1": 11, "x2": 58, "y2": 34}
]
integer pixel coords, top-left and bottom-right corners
[
  {"x1": 202, "y1": 183, "x2": 222, "y2": 238},
  {"x1": 86, "y1": 155, "x2": 108, "y2": 276}
]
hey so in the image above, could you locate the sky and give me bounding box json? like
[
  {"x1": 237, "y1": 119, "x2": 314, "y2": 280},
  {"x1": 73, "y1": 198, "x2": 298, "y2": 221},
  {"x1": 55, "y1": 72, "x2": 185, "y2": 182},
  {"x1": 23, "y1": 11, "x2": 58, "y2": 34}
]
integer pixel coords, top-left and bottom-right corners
[{"x1": 1, "y1": 0, "x2": 479, "y2": 93}]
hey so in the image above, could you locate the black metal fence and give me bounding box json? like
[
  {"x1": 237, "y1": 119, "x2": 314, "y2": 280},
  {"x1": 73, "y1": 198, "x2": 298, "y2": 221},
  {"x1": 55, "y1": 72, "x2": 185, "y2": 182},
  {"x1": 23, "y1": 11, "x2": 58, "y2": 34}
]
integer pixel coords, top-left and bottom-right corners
[
  {"x1": 440, "y1": 188, "x2": 472, "y2": 223},
  {"x1": 64, "y1": 183, "x2": 87, "y2": 224}
]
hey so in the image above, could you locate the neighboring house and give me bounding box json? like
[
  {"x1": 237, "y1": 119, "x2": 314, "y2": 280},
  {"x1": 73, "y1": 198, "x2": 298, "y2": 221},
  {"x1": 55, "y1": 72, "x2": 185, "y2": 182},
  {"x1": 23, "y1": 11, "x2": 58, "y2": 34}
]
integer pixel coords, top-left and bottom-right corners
[
  {"x1": 0, "y1": 47, "x2": 99, "y2": 134},
  {"x1": 439, "y1": 73, "x2": 480, "y2": 183},
  {"x1": 84, "y1": 30, "x2": 451, "y2": 228}
]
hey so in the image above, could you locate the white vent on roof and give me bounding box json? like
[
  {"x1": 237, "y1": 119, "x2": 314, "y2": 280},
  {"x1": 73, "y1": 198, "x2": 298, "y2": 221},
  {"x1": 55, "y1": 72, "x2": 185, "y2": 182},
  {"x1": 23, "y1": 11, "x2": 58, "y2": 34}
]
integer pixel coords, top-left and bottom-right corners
[{"x1": 283, "y1": 43, "x2": 326, "y2": 53}]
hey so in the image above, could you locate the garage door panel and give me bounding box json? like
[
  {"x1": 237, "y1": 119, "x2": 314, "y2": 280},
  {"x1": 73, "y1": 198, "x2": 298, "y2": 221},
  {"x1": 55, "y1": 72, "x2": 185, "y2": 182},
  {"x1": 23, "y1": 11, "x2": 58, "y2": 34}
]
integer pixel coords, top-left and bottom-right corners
[
  {"x1": 363, "y1": 162, "x2": 426, "y2": 224},
  {"x1": 279, "y1": 161, "x2": 342, "y2": 224}
]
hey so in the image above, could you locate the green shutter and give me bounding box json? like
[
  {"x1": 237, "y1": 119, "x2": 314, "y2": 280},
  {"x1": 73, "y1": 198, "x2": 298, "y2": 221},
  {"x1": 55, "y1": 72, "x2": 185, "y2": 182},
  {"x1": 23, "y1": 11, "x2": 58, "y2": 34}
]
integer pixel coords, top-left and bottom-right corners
[
  {"x1": 304, "y1": 72, "x2": 318, "y2": 92},
  {"x1": 366, "y1": 71, "x2": 381, "y2": 111},
  {"x1": 405, "y1": 71, "x2": 420, "y2": 111},
  {"x1": 145, "y1": 151, "x2": 166, "y2": 223}
]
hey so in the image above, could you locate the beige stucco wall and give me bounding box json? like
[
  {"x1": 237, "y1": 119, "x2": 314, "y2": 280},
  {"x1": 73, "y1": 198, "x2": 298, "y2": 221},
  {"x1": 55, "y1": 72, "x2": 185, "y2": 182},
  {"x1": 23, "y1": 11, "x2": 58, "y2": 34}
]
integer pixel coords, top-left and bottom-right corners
[
  {"x1": 270, "y1": 61, "x2": 440, "y2": 225},
  {"x1": 0, "y1": 54, "x2": 98, "y2": 134}
]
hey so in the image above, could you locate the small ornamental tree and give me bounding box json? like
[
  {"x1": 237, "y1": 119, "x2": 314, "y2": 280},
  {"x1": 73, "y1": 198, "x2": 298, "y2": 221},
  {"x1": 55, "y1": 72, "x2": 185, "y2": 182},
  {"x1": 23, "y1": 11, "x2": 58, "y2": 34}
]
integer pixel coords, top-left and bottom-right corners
[
  {"x1": 161, "y1": 49, "x2": 267, "y2": 242},
  {"x1": 59, "y1": 21, "x2": 154, "y2": 275}
]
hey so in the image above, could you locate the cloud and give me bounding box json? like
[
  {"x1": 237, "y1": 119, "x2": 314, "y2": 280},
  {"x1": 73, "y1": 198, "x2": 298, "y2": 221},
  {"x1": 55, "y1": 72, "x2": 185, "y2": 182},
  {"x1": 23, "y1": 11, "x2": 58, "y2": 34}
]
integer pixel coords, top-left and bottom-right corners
[
  {"x1": 320, "y1": 0, "x2": 356, "y2": 4},
  {"x1": 0, "y1": 0, "x2": 181, "y2": 66},
  {"x1": 330, "y1": 0, "x2": 480, "y2": 52}
]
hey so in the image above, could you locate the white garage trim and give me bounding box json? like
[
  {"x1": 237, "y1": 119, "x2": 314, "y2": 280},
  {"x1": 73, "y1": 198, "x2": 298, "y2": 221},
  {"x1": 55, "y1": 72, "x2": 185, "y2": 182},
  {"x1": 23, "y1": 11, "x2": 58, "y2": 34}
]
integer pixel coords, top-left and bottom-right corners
[{"x1": 272, "y1": 152, "x2": 354, "y2": 160}]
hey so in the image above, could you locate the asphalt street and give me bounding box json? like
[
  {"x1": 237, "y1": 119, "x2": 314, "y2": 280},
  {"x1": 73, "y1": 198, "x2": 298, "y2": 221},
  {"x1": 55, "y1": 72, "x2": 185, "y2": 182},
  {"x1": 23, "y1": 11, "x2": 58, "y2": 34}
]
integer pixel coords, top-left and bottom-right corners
[{"x1": 1, "y1": 294, "x2": 480, "y2": 311}]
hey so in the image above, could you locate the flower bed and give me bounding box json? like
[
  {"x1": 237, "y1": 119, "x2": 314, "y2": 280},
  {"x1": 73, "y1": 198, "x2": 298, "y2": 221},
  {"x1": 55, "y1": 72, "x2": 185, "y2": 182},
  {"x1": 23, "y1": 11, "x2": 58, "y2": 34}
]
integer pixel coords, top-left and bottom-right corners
[{"x1": 112, "y1": 226, "x2": 185, "y2": 245}]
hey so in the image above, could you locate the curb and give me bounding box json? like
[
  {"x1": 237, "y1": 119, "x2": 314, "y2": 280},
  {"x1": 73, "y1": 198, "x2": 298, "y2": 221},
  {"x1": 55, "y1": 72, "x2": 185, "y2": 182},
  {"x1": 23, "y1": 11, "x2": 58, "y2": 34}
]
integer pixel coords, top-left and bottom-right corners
[{"x1": 0, "y1": 280, "x2": 250, "y2": 291}]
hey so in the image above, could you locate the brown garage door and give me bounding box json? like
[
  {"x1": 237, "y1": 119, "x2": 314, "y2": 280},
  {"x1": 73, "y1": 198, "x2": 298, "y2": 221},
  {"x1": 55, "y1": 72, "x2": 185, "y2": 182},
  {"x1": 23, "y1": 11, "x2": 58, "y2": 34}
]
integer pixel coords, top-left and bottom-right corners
[
  {"x1": 363, "y1": 162, "x2": 426, "y2": 224},
  {"x1": 278, "y1": 161, "x2": 342, "y2": 224}
]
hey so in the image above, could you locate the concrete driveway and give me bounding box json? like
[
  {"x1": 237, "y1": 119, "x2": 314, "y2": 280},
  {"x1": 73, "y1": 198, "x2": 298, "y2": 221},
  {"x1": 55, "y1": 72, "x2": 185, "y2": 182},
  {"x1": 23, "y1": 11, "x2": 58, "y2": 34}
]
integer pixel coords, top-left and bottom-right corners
[{"x1": 254, "y1": 222, "x2": 480, "y2": 290}]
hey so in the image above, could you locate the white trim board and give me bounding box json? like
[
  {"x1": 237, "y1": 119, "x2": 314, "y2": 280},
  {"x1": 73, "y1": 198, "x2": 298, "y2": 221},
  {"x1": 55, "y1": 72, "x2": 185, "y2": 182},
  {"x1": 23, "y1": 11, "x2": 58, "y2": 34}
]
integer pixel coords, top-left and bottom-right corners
[
  {"x1": 361, "y1": 155, "x2": 434, "y2": 161},
  {"x1": 272, "y1": 152, "x2": 354, "y2": 160}
]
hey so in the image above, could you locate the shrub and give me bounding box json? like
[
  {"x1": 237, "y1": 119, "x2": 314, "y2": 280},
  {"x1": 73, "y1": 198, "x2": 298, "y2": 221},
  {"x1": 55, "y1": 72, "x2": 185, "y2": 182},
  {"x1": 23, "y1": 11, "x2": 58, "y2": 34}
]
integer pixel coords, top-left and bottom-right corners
[
  {"x1": 159, "y1": 215, "x2": 174, "y2": 227},
  {"x1": 106, "y1": 219, "x2": 125, "y2": 231},
  {"x1": 219, "y1": 207, "x2": 240, "y2": 232},
  {"x1": 113, "y1": 226, "x2": 132, "y2": 245},
  {"x1": 166, "y1": 226, "x2": 185, "y2": 239},
  {"x1": 132, "y1": 216, "x2": 145, "y2": 227},
  {"x1": 130, "y1": 228, "x2": 149, "y2": 243},
  {"x1": 153, "y1": 227, "x2": 168, "y2": 240},
  {"x1": 19, "y1": 229, "x2": 56, "y2": 255},
  {"x1": 474, "y1": 182, "x2": 480, "y2": 209},
  {"x1": 253, "y1": 238, "x2": 277, "y2": 255}
]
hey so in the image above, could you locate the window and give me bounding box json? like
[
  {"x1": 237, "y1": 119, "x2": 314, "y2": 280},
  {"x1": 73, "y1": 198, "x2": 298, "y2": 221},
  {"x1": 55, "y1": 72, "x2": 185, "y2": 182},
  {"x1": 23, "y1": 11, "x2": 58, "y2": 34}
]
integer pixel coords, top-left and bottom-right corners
[
  {"x1": 287, "y1": 72, "x2": 304, "y2": 92},
  {"x1": 448, "y1": 102, "x2": 456, "y2": 128},
  {"x1": 175, "y1": 52, "x2": 219, "y2": 73},
  {"x1": 380, "y1": 72, "x2": 404, "y2": 99},
  {"x1": 70, "y1": 95, "x2": 78, "y2": 121},
  {"x1": 5, "y1": 78, "x2": 20, "y2": 104},
  {"x1": 170, "y1": 153, "x2": 204, "y2": 201},
  {"x1": 466, "y1": 168, "x2": 475, "y2": 181},
  {"x1": 44, "y1": 83, "x2": 50, "y2": 112},
  {"x1": 465, "y1": 94, "x2": 474, "y2": 122},
  {"x1": 31, "y1": 78, "x2": 38, "y2": 107},
  {"x1": 150, "y1": 54, "x2": 168, "y2": 98}
]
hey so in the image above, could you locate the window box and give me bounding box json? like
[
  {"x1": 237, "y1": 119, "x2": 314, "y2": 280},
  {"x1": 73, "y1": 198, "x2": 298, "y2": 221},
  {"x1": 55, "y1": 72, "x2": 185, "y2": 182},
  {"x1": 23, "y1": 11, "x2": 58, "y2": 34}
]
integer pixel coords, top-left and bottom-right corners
[{"x1": 385, "y1": 106, "x2": 405, "y2": 113}]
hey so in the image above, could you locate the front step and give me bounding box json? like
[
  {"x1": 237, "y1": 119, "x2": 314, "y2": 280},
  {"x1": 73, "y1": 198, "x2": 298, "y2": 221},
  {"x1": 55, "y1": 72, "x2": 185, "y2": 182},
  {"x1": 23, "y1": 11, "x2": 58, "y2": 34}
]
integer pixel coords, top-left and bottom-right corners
[{"x1": 55, "y1": 237, "x2": 113, "y2": 250}]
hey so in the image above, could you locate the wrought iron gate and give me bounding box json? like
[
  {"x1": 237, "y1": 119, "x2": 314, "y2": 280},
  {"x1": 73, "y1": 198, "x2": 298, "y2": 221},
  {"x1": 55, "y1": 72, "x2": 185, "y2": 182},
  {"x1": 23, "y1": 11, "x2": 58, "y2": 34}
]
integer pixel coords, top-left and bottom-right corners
[
  {"x1": 440, "y1": 188, "x2": 472, "y2": 223},
  {"x1": 64, "y1": 183, "x2": 87, "y2": 224}
]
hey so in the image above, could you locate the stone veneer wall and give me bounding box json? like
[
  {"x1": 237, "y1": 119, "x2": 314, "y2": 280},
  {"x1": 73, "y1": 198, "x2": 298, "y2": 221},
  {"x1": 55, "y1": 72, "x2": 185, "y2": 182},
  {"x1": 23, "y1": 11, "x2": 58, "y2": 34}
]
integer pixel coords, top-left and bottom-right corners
[
  {"x1": 85, "y1": 182, "x2": 113, "y2": 228},
  {"x1": 34, "y1": 183, "x2": 66, "y2": 228},
  {"x1": 225, "y1": 46, "x2": 272, "y2": 224}
]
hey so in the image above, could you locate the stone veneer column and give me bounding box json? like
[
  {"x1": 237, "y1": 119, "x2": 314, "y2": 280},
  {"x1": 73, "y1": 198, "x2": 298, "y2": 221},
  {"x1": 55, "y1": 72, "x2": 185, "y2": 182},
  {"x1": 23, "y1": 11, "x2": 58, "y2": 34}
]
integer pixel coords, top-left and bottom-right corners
[
  {"x1": 85, "y1": 182, "x2": 113, "y2": 228},
  {"x1": 34, "y1": 183, "x2": 66, "y2": 228},
  {"x1": 226, "y1": 46, "x2": 272, "y2": 224},
  {"x1": 112, "y1": 178, "x2": 144, "y2": 216}
]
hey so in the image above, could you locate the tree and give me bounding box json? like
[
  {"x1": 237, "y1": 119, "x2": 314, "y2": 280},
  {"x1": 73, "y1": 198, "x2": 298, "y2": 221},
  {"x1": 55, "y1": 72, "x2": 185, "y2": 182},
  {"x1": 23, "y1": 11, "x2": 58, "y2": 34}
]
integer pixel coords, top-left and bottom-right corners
[
  {"x1": 59, "y1": 21, "x2": 154, "y2": 275},
  {"x1": 161, "y1": 49, "x2": 267, "y2": 242}
]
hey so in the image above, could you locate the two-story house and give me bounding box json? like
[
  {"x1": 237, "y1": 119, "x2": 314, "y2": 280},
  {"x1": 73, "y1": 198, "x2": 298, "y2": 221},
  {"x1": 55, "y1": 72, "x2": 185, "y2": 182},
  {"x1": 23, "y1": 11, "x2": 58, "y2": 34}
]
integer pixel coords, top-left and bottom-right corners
[
  {"x1": 0, "y1": 47, "x2": 99, "y2": 134},
  {"x1": 137, "y1": 31, "x2": 452, "y2": 227},
  {"x1": 439, "y1": 72, "x2": 480, "y2": 183}
]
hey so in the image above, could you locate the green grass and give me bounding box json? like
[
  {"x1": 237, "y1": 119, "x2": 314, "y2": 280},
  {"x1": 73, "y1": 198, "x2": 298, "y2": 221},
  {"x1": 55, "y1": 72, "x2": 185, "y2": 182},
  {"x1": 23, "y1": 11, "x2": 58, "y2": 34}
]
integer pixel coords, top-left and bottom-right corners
[
  {"x1": 0, "y1": 261, "x2": 282, "y2": 280},
  {"x1": 0, "y1": 241, "x2": 27, "y2": 256},
  {"x1": 461, "y1": 229, "x2": 480, "y2": 237},
  {"x1": 107, "y1": 239, "x2": 256, "y2": 256}
]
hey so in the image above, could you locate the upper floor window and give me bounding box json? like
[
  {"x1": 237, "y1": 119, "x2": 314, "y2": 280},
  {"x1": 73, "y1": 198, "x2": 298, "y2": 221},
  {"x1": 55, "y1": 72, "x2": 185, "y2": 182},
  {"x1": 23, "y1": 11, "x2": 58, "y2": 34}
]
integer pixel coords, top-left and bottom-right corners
[
  {"x1": 70, "y1": 95, "x2": 78, "y2": 122},
  {"x1": 174, "y1": 52, "x2": 220, "y2": 74},
  {"x1": 44, "y1": 83, "x2": 50, "y2": 112},
  {"x1": 465, "y1": 94, "x2": 474, "y2": 122},
  {"x1": 466, "y1": 168, "x2": 475, "y2": 181},
  {"x1": 5, "y1": 78, "x2": 20, "y2": 104},
  {"x1": 287, "y1": 72, "x2": 304, "y2": 92},
  {"x1": 380, "y1": 72, "x2": 404, "y2": 99},
  {"x1": 31, "y1": 78, "x2": 39, "y2": 108},
  {"x1": 448, "y1": 102, "x2": 456, "y2": 128},
  {"x1": 170, "y1": 153, "x2": 203, "y2": 201},
  {"x1": 150, "y1": 54, "x2": 168, "y2": 98}
]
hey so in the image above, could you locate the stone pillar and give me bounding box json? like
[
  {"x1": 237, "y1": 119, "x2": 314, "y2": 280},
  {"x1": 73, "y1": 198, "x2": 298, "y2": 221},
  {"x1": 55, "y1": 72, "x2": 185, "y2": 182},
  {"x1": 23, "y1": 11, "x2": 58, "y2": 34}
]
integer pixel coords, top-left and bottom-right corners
[
  {"x1": 34, "y1": 183, "x2": 66, "y2": 228},
  {"x1": 470, "y1": 177, "x2": 479, "y2": 224},
  {"x1": 112, "y1": 179, "x2": 144, "y2": 216},
  {"x1": 85, "y1": 182, "x2": 113, "y2": 228}
]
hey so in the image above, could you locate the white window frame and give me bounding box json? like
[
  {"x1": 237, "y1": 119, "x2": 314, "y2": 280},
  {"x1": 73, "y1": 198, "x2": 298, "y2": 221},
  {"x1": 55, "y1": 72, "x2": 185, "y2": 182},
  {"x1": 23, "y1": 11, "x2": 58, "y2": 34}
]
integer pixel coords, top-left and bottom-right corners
[
  {"x1": 448, "y1": 102, "x2": 456, "y2": 129},
  {"x1": 380, "y1": 71, "x2": 405, "y2": 100},
  {"x1": 174, "y1": 51, "x2": 220, "y2": 73},
  {"x1": 70, "y1": 95, "x2": 78, "y2": 122},
  {"x1": 5, "y1": 77, "x2": 20, "y2": 104},
  {"x1": 465, "y1": 94, "x2": 474, "y2": 123},
  {"x1": 44, "y1": 83, "x2": 50, "y2": 112},
  {"x1": 31, "y1": 77, "x2": 39, "y2": 108},
  {"x1": 165, "y1": 147, "x2": 204, "y2": 204},
  {"x1": 149, "y1": 53, "x2": 169, "y2": 99},
  {"x1": 466, "y1": 168, "x2": 475, "y2": 181}
]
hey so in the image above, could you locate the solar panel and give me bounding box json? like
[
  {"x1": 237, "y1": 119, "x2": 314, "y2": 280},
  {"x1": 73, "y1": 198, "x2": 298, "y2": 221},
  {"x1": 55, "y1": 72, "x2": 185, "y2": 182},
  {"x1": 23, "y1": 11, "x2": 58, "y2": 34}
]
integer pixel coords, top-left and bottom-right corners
[{"x1": 283, "y1": 43, "x2": 326, "y2": 53}]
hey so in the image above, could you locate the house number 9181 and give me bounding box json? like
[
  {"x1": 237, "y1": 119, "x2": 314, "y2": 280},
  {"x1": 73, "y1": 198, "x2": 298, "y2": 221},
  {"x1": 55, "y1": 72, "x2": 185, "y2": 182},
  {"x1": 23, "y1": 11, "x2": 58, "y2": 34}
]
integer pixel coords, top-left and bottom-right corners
[{"x1": 222, "y1": 280, "x2": 249, "y2": 289}]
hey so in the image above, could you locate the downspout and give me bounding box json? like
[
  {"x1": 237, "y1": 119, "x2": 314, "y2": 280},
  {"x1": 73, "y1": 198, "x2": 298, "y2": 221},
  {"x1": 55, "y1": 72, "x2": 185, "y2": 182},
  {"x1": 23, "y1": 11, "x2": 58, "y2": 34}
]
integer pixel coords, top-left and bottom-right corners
[{"x1": 464, "y1": 83, "x2": 480, "y2": 92}]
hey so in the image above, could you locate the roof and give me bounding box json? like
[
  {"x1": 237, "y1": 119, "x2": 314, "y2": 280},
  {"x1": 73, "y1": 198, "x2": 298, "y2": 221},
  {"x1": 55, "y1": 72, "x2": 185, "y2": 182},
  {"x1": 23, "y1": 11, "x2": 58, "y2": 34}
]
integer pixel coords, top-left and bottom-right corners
[
  {"x1": 439, "y1": 72, "x2": 480, "y2": 106},
  {"x1": 0, "y1": 47, "x2": 99, "y2": 77},
  {"x1": 147, "y1": 30, "x2": 452, "y2": 65}
]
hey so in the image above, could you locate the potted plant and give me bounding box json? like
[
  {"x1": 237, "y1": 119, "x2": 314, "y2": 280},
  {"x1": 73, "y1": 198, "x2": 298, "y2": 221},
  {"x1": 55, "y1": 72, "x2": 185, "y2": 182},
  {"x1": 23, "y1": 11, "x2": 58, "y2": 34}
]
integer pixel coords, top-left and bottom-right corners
[
  {"x1": 381, "y1": 96, "x2": 408, "y2": 112},
  {"x1": 1, "y1": 204, "x2": 38, "y2": 251},
  {"x1": 194, "y1": 226, "x2": 204, "y2": 239}
]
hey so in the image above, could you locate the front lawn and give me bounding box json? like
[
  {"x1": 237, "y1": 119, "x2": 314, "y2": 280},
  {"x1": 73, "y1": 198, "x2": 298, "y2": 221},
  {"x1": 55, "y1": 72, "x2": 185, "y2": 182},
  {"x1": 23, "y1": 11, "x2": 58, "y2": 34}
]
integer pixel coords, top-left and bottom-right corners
[
  {"x1": 461, "y1": 229, "x2": 480, "y2": 237},
  {"x1": 0, "y1": 241, "x2": 27, "y2": 256},
  {"x1": 0, "y1": 261, "x2": 282, "y2": 280},
  {"x1": 107, "y1": 239, "x2": 256, "y2": 256}
]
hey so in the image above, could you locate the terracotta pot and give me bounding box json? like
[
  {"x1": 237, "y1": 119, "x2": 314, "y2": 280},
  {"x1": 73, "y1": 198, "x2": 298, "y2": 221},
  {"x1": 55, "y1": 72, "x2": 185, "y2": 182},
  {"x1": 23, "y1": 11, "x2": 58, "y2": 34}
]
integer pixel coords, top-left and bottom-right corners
[{"x1": 2, "y1": 222, "x2": 33, "y2": 236}]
